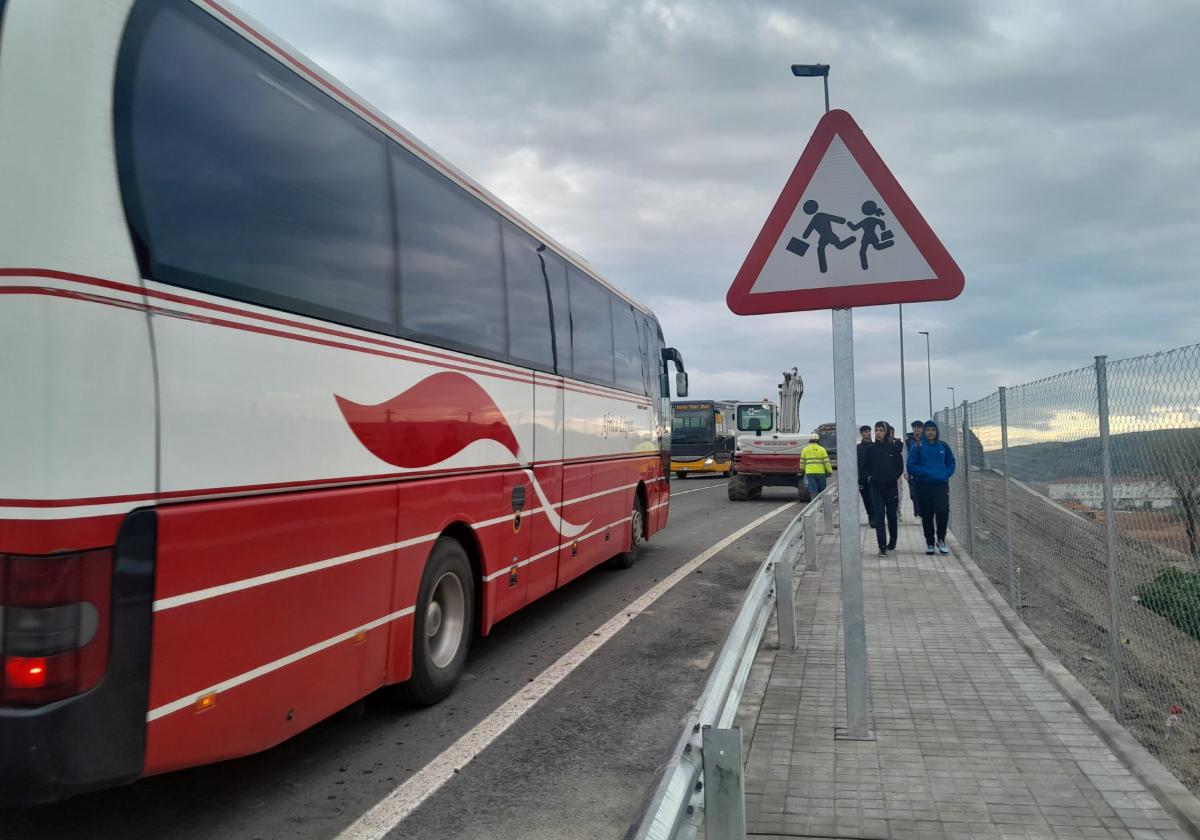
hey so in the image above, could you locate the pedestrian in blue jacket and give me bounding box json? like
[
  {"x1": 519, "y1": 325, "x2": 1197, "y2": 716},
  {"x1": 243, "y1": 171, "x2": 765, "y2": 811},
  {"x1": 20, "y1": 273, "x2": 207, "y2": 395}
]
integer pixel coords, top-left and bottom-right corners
[{"x1": 906, "y1": 419, "x2": 956, "y2": 554}]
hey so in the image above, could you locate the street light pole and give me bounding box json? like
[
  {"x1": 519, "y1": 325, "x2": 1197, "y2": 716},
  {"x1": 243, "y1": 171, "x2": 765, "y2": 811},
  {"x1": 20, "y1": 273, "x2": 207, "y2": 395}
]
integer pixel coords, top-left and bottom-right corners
[
  {"x1": 899, "y1": 305, "x2": 908, "y2": 432},
  {"x1": 791, "y1": 61, "x2": 870, "y2": 741},
  {"x1": 918, "y1": 330, "x2": 932, "y2": 417},
  {"x1": 947, "y1": 386, "x2": 956, "y2": 406}
]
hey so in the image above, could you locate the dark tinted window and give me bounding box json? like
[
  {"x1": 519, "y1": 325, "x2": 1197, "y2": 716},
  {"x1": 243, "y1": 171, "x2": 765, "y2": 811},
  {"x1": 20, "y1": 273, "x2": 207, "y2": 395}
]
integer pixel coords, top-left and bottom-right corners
[
  {"x1": 119, "y1": 2, "x2": 396, "y2": 332},
  {"x1": 502, "y1": 225, "x2": 553, "y2": 369},
  {"x1": 394, "y1": 148, "x2": 506, "y2": 355},
  {"x1": 612, "y1": 298, "x2": 644, "y2": 393},
  {"x1": 568, "y1": 267, "x2": 613, "y2": 384},
  {"x1": 641, "y1": 315, "x2": 657, "y2": 397},
  {"x1": 543, "y1": 251, "x2": 571, "y2": 376}
]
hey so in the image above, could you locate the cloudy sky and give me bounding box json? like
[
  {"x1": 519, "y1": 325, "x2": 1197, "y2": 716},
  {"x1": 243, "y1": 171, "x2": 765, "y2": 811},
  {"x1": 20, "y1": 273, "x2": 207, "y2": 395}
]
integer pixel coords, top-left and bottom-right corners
[{"x1": 238, "y1": 0, "x2": 1200, "y2": 429}]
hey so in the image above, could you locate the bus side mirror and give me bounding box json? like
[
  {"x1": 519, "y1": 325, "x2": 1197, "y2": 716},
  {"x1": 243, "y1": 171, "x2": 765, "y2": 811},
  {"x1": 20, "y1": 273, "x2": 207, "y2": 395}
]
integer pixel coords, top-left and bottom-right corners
[{"x1": 675, "y1": 372, "x2": 688, "y2": 398}]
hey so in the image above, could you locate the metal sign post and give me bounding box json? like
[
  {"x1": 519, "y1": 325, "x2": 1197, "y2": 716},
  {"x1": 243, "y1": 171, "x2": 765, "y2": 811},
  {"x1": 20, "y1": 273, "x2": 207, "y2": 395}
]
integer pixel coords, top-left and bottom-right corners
[
  {"x1": 833, "y1": 307, "x2": 870, "y2": 739},
  {"x1": 726, "y1": 75, "x2": 963, "y2": 747}
]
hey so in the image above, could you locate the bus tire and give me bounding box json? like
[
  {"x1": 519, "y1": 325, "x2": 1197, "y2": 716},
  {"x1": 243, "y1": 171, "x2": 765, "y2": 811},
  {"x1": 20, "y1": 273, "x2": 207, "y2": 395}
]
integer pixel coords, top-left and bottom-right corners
[
  {"x1": 394, "y1": 537, "x2": 474, "y2": 706},
  {"x1": 675, "y1": 471, "x2": 688, "y2": 479},
  {"x1": 727, "y1": 475, "x2": 750, "y2": 501},
  {"x1": 613, "y1": 494, "x2": 646, "y2": 569}
]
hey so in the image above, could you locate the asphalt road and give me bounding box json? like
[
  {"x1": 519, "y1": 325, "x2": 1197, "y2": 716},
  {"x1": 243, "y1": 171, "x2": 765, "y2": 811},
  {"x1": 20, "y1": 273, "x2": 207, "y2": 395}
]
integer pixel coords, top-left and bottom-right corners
[{"x1": 4, "y1": 477, "x2": 800, "y2": 840}]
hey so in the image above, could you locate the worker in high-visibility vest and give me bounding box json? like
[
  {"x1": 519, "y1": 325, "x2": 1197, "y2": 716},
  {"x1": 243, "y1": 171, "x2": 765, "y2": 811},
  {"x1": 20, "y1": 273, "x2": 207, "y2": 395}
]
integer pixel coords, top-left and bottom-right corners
[{"x1": 800, "y1": 432, "x2": 833, "y2": 497}]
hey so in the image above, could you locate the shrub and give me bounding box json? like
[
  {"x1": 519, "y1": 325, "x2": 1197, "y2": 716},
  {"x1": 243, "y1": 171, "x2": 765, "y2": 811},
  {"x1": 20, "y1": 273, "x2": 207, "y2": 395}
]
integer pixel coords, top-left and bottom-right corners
[{"x1": 1136, "y1": 567, "x2": 1200, "y2": 641}]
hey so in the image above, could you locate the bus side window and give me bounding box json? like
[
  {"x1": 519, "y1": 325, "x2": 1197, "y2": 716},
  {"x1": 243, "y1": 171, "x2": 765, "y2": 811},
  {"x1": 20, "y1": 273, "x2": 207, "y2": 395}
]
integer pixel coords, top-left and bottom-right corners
[
  {"x1": 393, "y1": 147, "x2": 506, "y2": 357},
  {"x1": 501, "y1": 224, "x2": 554, "y2": 371},
  {"x1": 567, "y1": 268, "x2": 614, "y2": 386},
  {"x1": 612, "y1": 299, "x2": 644, "y2": 394},
  {"x1": 116, "y1": 0, "x2": 396, "y2": 334}
]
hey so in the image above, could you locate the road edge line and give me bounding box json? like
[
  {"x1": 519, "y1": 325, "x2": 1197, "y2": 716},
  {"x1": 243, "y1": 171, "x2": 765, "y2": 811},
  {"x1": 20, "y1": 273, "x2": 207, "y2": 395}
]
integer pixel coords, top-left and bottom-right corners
[{"x1": 335, "y1": 500, "x2": 797, "y2": 840}]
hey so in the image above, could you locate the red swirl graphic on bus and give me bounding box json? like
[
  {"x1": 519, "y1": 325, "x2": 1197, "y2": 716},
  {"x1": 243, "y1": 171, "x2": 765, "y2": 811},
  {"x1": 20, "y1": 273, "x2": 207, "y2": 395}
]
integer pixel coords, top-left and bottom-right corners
[{"x1": 335, "y1": 372, "x2": 522, "y2": 469}]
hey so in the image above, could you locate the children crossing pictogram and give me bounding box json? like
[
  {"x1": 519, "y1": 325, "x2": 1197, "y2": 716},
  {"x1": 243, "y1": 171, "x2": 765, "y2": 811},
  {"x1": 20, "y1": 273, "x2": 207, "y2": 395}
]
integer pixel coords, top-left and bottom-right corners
[{"x1": 726, "y1": 109, "x2": 963, "y2": 315}]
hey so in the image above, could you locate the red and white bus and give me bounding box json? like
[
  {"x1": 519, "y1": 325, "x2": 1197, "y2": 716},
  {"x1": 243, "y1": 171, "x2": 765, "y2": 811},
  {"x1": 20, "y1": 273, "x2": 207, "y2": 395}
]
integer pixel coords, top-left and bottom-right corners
[{"x1": 0, "y1": 0, "x2": 687, "y2": 803}]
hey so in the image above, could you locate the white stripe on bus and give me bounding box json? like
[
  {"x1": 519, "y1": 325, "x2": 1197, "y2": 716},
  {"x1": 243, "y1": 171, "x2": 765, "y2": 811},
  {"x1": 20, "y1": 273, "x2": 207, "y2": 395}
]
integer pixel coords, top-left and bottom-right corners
[
  {"x1": 145, "y1": 606, "x2": 415, "y2": 722},
  {"x1": 480, "y1": 515, "x2": 633, "y2": 583},
  {"x1": 153, "y1": 482, "x2": 654, "y2": 611}
]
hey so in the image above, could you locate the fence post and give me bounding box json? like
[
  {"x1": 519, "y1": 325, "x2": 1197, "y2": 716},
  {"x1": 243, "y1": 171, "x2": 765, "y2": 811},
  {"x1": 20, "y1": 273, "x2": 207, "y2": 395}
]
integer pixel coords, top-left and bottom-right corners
[
  {"x1": 1095, "y1": 355, "x2": 1124, "y2": 724},
  {"x1": 702, "y1": 727, "x2": 746, "y2": 840},
  {"x1": 998, "y1": 387, "x2": 1018, "y2": 610},
  {"x1": 961, "y1": 401, "x2": 975, "y2": 558}
]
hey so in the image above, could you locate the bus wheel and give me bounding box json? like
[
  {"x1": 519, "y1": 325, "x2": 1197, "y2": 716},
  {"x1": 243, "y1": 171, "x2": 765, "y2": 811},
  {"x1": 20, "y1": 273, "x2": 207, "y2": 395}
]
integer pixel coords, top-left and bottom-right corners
[
  {"x1": 675, "y1": 471, "x2": 688, "y2": 479},
  {"x1": 395, "y1": 537, "x2": 474, "y2": 706},
  {"x1": 613, "y1": 494, "x2": 646, "y2": 569},
  {"x1": 722, "y1": 469, "x2": 731, "y2": 478}
]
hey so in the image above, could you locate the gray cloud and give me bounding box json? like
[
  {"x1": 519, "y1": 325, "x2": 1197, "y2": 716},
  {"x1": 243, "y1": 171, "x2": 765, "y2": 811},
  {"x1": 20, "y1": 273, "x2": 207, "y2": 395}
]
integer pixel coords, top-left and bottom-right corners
[{"x1": 239, "y1": 0, "x2": 1200, "y2": 427}]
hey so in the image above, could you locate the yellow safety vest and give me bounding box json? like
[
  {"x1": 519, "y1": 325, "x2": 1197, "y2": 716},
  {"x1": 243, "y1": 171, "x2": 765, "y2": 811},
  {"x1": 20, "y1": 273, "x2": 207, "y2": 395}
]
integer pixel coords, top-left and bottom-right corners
[{"x1": 800, "y1": 443, "x2": 832, "y2": 475}]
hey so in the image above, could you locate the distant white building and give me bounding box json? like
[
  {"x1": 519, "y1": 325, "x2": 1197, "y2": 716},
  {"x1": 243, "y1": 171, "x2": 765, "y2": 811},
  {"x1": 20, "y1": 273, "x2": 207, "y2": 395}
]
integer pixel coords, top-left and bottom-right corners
[{"x1": 1047, "y1": 479, "x2": 1178, "y2": 511}]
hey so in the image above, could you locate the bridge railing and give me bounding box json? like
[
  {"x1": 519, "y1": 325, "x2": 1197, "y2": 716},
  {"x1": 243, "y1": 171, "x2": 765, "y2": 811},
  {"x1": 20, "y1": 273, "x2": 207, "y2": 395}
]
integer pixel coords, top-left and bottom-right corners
[{"x1": 627, "y1": 485, "x2": 837, "y2": 840}]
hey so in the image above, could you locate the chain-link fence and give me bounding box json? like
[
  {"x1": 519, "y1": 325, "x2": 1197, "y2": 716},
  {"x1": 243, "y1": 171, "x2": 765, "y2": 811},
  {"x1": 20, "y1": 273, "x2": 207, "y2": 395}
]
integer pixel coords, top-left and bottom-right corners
[{"x1": 935, "y1": 343, "x2": 1200, "y2": 796}]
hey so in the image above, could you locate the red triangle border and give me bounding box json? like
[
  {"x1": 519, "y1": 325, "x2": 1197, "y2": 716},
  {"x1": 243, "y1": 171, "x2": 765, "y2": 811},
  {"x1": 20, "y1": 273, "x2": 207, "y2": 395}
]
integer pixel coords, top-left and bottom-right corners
[{"x1": 726, "y1": 109, "x2": 964, "y2": 315}]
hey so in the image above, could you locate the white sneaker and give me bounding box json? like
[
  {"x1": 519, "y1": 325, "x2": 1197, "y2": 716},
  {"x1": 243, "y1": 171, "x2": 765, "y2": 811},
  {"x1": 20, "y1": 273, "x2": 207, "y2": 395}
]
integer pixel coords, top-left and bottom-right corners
[
  {"x1": 937, "y1": 541, "x2": 949, "y2": 554},
  {"x1": 925, "y1": 544, "x2": 935, "y2": 555}
]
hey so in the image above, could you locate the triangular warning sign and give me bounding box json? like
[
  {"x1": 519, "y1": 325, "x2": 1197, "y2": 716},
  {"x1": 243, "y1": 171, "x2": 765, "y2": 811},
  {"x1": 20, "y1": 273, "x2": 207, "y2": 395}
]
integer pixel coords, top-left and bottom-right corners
[{"x1": 727, "y1": 109, "x2": 963, "y2": 315}]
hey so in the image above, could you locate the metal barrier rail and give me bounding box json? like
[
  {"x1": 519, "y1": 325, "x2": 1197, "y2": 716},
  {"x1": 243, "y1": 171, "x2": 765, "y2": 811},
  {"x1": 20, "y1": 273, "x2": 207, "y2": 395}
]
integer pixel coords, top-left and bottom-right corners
[{"x1": 628, "y1": 485, "x2": 837, "y2": 840}]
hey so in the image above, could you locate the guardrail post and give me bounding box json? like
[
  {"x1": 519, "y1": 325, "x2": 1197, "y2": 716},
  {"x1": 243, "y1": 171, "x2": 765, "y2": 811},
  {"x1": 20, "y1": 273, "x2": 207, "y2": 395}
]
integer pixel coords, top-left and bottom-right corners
[
  {"x1": 702, "y1": 727, "x2": 746, "y2": 840},
  {"x1": 804, "y1": 511, "x2": 819, "y2": 571},
  {"x1": 1096, "y1": 355, "x2": 1124, "y2": 724},
  {"x1": 822, "y1": 490, "x2": 834, "y2": 532},
  {"x1": 998, "y1": 387, "x2": 1018, "y2": 610},
  {"x1": 773, "y1": 555, "x2": 797, "y2": 651}
]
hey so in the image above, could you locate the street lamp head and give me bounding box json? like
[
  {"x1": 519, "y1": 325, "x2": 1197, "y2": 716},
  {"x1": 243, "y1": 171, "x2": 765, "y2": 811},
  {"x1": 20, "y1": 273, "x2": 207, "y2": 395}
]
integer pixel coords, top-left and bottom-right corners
[
  {"x1": 918, "y1": 330, "x2": 929, "y2": 336},
  {"x1": 791, "y1": 63, "x2": 829, "y2": 77}
]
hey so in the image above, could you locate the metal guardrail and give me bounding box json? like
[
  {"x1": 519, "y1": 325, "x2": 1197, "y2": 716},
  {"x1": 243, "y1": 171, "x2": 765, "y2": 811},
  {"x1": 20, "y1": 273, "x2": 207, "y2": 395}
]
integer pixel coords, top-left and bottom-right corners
[{"x1": 628, "y1": 486, "x2": 837, "y2": 840}]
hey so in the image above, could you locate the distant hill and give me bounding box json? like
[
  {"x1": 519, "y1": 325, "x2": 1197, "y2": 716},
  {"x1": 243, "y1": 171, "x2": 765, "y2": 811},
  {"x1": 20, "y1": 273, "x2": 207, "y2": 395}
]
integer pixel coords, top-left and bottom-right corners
[{"x1": 979, "y1": 427, "x2": 1200, "y2": 484}]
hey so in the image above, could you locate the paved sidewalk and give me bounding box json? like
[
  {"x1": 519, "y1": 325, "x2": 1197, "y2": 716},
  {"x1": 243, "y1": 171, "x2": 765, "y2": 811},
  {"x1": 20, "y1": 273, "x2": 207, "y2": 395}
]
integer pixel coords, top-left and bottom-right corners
[{"x1": 737, "y1": 501, "x2": 1192, "y2": 840}]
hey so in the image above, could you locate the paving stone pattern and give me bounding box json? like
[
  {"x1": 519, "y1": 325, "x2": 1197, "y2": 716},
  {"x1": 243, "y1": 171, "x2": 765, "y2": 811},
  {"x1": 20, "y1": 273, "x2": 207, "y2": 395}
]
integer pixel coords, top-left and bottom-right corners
[{"x1": 742, "y1": 509, "x2": 1189, "y2": 840}]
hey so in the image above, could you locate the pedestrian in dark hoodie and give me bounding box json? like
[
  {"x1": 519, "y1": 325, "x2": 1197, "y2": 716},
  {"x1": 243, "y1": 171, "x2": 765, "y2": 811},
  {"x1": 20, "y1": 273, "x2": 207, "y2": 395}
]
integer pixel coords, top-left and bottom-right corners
[
  {"x1": 905, "y1": 420, "x2": 924, "y2": 518},
  {"x1": 907, "y1": 419, "x2": 956, "y2": 554},
  {"x1": 856, "y1": 425, "x2": 876, "y2": 528},
  {"x1": 887, "y1": 424, "x2": 903, "y2": 522},
  {"x1": 864, "y1": 421, "x2": 903, "y2": 555}
]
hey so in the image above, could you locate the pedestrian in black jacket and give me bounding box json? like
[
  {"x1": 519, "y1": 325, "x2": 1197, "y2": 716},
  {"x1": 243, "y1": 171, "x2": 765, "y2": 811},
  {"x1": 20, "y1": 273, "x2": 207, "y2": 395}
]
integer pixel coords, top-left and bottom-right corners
[
  {"x1": 856, "y1": 426, "x2": 876, "y2": 528},
  {"x1": 864, "y1": 421, "x2": 903, "y2": 554}
]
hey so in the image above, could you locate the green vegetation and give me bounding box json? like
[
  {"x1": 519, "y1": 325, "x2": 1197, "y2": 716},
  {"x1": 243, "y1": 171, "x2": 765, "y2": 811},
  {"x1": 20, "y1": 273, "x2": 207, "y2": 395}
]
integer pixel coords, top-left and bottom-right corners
[{"x1": 1137, "y1": 567, "x2": 1200, "y2": 641}]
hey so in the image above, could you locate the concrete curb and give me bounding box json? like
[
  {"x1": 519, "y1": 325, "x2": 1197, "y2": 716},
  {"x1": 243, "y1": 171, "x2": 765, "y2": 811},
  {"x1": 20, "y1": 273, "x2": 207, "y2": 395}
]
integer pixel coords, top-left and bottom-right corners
[{"x1": 946, "y1": 532, "x2": 1200, "y2": 840}]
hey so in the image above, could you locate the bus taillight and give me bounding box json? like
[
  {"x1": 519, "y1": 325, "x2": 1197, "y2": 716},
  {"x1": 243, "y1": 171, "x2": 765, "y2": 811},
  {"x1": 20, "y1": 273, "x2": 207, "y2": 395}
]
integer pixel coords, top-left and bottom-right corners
[{"x1": 0, "y1": 549, "x2": 113, "y2": 705}]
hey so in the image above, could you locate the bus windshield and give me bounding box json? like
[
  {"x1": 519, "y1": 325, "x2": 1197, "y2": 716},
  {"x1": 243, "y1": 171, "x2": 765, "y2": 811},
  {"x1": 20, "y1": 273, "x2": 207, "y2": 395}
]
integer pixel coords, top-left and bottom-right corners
[
  {"x1": 672, "y1": 408, "x2": 715, "y2": 444},
  {"x1": 737, "y1": 404, "x2": 774, "y2": 432}
]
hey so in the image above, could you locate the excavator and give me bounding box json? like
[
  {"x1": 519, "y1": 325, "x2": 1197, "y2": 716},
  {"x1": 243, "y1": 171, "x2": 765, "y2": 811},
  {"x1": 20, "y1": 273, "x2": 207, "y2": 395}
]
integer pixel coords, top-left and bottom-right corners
[{"x1": 727, "y1": 368, "x2": 812, "y2": 501}]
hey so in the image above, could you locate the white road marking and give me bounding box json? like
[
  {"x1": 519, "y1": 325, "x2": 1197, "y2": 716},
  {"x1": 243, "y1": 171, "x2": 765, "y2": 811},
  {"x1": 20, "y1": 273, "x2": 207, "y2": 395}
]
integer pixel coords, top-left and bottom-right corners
[
  {"x1": 335, "y1": 500, "x2": 796, "y2": 840},
  {"x1": 671, "y1": 481, "x2": 728, "y2": 497}
]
